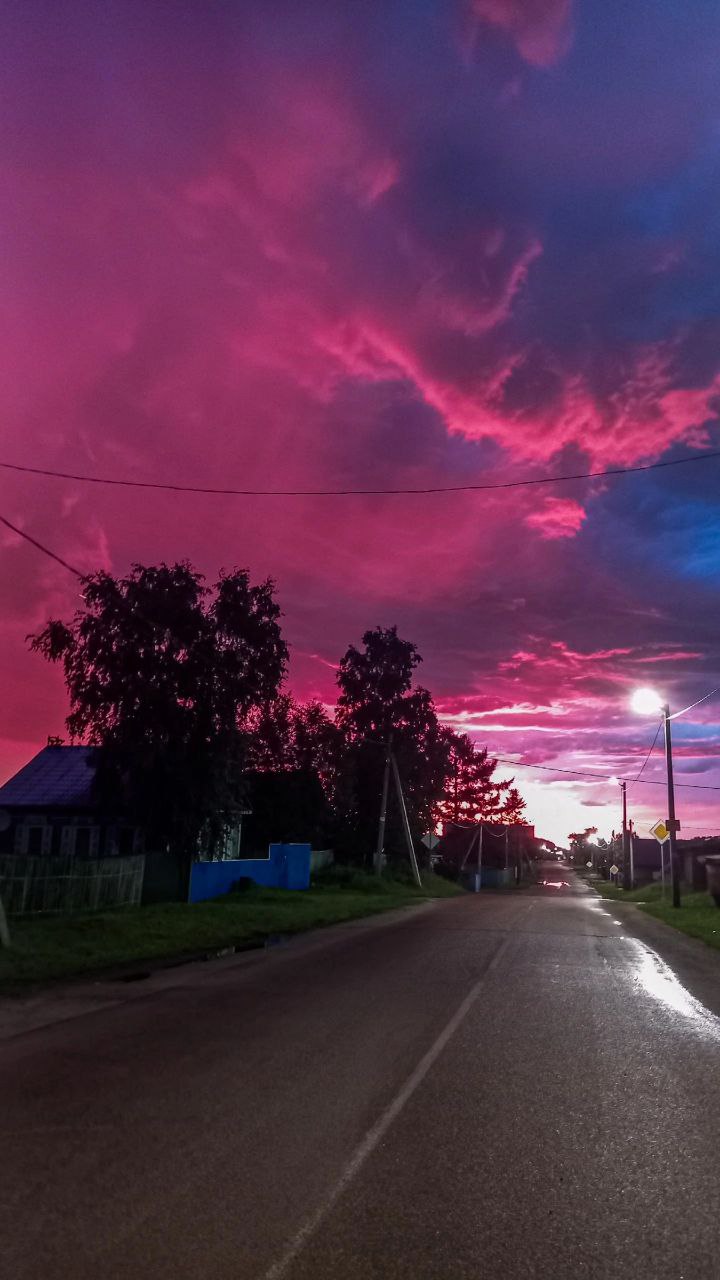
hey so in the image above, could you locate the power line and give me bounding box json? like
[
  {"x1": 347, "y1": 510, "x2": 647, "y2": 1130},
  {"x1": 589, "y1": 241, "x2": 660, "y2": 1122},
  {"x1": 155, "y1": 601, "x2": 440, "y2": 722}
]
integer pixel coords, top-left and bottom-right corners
[
  {"x1": 492, "y1": 755, "x2": 720, "y2": 792},
  {"x1": 627, "y1": 719, "x2": 663, "y2": 789},
  {"x1": 0, "y1": 514, "x2": 83, "y2": 579},
  {"x1": 1, "y1": 447, "x2": 719, "y2": 498},
  {"x1": 670, "y1": 686, "x2": 720, "y2": 720}
]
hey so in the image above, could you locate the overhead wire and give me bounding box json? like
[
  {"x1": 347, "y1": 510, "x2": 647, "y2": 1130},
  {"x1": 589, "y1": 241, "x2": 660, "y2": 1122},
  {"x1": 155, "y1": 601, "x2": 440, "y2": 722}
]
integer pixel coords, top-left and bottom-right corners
[
  {"x1": 0, "y1": 513, "x2": 84, "y2": 580},
  {"x1": 627, "y1": 719, "x2": 663, "y2": 789},
  {"x1": 1, "y1": 446, "x2": 720, "y2": 498},
  {"x1": 670, "y1": 686, "x2": 720, "y2": 720},
  {"x1": 490, "y1": 754, "x2": 720, "y2": 792}
]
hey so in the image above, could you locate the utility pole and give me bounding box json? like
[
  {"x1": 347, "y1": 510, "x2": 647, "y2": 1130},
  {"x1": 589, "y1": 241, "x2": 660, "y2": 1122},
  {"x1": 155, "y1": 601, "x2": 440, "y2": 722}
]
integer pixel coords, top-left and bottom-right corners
[
  {"x1": 390, "y1": 752, "x2": 422, "y2": 887},
  {"x1": 374, "y1": 733, "x2": 392, "y2": 875},
  {"x1": 663, "y1": 704, "x2": 681, "y2": 908},
  {"x1": 621, "y1": 781, "x2": 630, "y2": 890},
  {"x1": 477, "y1": 825, "x2": 483, "y2": 892}
]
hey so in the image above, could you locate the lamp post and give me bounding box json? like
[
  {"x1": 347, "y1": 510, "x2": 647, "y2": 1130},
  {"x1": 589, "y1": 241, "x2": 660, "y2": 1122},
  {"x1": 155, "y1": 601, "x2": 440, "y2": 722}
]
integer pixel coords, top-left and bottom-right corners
[
  {"x1": 662, "y1": 702, "x2": 681, "y2": 909},
  {"x1": 631, "y1": 689, "x2": 681, "y2": 908}
]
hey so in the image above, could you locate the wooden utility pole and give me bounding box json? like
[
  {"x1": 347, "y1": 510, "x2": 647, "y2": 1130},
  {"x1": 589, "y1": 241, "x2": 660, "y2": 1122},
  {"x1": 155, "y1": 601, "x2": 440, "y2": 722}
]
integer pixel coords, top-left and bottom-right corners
[
  {"x1": 390, "y1": 753, "x2": 422, "y2": 887},
  {"x1": 374, "y1": 733, "x2": 392, "y2": 875},
  {"x1": 663, "y1": 704, "x2": 681, "y2": 908}
]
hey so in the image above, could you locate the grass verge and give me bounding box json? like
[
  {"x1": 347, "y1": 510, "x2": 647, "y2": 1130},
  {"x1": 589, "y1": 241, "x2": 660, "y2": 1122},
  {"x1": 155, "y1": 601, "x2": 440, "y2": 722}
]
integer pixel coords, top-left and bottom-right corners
[
  {"x1": 0, "y1": 869, "x2": 463, "y2": 992},
  {"x1": 593, "y1": 880, "x2": 720, "y2": 951}
]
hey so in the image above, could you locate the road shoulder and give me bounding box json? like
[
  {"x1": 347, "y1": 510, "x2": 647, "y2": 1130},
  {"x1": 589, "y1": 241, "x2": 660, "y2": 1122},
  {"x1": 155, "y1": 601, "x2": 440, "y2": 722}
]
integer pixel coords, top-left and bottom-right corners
[
  {"x1": 0, "y1": 898, "x2": 445, "y2": 1043},
  {"x1": 592, "y1": 890, "x2": 720, "y2": 1019}
]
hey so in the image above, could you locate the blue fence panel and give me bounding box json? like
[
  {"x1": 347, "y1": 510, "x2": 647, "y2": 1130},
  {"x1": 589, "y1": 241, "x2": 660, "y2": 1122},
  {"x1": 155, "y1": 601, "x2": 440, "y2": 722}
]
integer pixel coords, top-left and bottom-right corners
[{"x1": 189, "y1": 843, "x2": 311, "y2": 902}]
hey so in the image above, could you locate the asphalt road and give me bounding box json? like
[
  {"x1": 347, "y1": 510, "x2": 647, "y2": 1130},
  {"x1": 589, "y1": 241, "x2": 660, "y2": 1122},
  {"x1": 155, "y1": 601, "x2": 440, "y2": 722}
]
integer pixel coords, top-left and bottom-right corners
[{"x1": 2, "y1": 866, "x2": 720, "y2": 1279}]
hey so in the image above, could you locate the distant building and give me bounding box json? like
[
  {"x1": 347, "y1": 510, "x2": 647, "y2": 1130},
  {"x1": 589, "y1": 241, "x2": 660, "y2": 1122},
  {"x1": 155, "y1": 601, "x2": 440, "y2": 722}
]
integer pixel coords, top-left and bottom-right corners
[
  {"x1": 434, "y1": 821, "x2": 538, "y2": 888},
  {"x1": 618, "y1": 834, "x2": 720, "y2": 889}
]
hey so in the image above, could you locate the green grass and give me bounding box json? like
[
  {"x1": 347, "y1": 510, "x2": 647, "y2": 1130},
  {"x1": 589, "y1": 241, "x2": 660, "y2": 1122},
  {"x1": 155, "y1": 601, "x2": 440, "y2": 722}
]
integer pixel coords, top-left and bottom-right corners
[
  {"x1": 0, "y1": 870, "x2": 463, "y2": 992},
  {"x1": 593, "y1": 880, "x2": 720, "y2": 950}
]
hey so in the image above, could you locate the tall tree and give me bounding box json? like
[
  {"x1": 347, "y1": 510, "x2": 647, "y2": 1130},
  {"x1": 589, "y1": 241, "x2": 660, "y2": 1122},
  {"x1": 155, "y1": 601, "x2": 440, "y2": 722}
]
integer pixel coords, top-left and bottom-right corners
[
  {"x1": 437, "y1": 733, "x2": 501, "y2": 826},
  {"x1": 436, "y1": 732, "x2": 527, "y2": 828},
  {"x1": 567, "y1": 827, "x2": 598, "y2": 865},
  {"x1": 244, "y1": 695, "x2": 342, "y2": 793},
  {"x1": 499, "y1": 785, "x2": 527, "y2": 825},
  {"x1": 30, "y1": 562, "x2": 287, "y2": 870},
  {"x1": 335, "y1": 626, "x2": 450, "y2": 863}
]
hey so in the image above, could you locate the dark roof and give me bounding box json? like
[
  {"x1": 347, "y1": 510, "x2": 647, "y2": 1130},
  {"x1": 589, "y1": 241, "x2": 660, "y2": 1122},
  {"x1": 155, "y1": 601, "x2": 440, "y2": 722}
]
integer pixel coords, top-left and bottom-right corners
[{"x1": 0, "y1": 746, "x2": 98, "y2": 808}]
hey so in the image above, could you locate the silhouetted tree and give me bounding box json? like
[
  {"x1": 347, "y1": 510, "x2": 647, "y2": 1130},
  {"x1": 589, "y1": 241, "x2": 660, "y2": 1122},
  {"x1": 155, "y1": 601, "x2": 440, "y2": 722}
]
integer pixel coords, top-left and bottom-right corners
[
  {"x1": 30, "y1": 562, "x2": 287, "y2": 875},
  {"x1": 500, "y1": 785, "x2": 527, "y2": 824},
  {"x1": 567, "y1": 827, "x2": 598, "y2": 866},
  {"x1": 334, "y1": 626, "x2": 450, "y2": 864},
  {"x1": 436, "y1": 733, "x2": 526, "y2": 828},
  {"x1": 244, "y1": 695, "x2": 343, "y2": 795}
]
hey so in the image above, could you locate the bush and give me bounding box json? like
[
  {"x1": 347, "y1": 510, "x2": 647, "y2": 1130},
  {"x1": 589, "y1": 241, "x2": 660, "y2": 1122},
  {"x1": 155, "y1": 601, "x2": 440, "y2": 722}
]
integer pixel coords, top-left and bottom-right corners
[
  {"x1": 431, "y1": 858, "x2": 459, "y2": 882},
  {"x1": 311, "y1": 865, "x2": 396, "y2": 893}
]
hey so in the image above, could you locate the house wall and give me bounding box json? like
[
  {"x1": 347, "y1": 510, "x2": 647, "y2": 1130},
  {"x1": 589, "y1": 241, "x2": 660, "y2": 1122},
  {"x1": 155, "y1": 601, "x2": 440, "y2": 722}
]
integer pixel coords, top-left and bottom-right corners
[
  {"x1": 0, "y1": 811, "x2": 140, "y2": 859},
  {"x1": 188, "y1": 843, "x2": 312, "y2": 902}
]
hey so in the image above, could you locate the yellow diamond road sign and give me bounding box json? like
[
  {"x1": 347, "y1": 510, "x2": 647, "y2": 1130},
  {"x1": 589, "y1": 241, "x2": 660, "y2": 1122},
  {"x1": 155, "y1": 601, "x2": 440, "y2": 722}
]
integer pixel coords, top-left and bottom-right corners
[{"x1": 650, "y1": 819, "x2": 669, "y2": 844}]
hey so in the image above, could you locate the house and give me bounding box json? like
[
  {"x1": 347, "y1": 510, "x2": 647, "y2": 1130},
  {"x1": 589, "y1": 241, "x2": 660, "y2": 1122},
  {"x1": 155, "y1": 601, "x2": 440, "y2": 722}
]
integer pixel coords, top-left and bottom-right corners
[
  {"x1": 0, "y1": 741, "x2": 254, "y2": 865},
  {"x1": 627, "y1": 837, "x2": 664, "y2": 886},
  {"x1": 615, "y1": 835, "x2": 720, "y2": 890},
  {"x1": 0, "y1": 743, "x2": 317, "y2": 905},
  {"x1": 0, "y1": 742, "x2": 142, "y2": 860}
]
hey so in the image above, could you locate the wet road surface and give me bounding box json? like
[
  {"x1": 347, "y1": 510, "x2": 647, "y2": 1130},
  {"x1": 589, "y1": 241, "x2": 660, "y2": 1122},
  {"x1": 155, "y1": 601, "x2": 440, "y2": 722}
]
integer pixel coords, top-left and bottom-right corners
[{"x1": 2, "y1": 866, "x2": 720, "y2": 1278}]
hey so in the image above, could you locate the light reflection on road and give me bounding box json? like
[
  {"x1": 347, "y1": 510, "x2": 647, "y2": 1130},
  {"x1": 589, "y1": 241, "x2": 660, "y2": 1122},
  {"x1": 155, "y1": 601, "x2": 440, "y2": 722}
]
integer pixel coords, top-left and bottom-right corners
[
  {"x1": 582, "y1": 880, "x2": 720, "y2": 1039},
  {"x1": 627, "y1": 939, "x2": 720, "y2": 1039}
]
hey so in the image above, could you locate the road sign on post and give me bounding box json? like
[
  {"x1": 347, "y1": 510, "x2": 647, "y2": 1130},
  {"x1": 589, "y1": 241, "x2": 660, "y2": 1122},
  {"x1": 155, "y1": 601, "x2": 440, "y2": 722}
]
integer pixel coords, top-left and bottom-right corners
[{"x1": 650, "y1": 819, "x2": 669, "y2": 844}]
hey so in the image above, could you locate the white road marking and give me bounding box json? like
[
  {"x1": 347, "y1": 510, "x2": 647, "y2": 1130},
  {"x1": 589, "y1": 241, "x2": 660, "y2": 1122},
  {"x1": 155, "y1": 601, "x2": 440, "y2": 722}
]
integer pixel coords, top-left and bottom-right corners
[{"x1": 260, "y1": 928, "x2": 517, "y2": 1279}]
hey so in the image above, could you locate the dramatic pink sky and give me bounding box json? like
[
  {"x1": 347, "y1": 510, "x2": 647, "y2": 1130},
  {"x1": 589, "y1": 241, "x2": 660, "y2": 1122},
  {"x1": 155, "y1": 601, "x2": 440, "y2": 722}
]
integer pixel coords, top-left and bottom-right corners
[{"x1": 2, "y1": 0, "x2": 720, "y2": 844}]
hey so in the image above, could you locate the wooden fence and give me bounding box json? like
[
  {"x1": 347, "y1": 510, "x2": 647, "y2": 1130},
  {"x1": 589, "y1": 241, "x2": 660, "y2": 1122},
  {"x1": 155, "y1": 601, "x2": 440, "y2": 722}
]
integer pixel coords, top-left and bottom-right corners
[{"x1": 0, "y1": 854, "x2": 145, "y2": 916}]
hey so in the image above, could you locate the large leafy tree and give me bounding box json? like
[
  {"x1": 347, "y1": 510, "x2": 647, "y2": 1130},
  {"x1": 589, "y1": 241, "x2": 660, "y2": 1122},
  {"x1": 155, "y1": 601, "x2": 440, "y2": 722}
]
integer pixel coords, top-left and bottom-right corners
[
  {"x1": 334, "y1": 626, "x2": 450, "y2": 863},
  {"x1": 244, "y1": 696, "x2": 341, "y2": 779},
  {"x1": 568, "y1": 827, "x2": 598, "y2": 865},
  {"x1": 30, "y1": 562, "x2": 287, "y2": 868}
]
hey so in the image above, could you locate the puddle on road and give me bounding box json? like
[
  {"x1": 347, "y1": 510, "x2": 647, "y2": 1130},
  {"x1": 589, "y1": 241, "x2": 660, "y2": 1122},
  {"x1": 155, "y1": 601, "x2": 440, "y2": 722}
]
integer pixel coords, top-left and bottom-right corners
[
  {"x1": 585, "y1": 893, "x2": 720, "y2": 1039},
  {"x1": 626, "y1": 939, "x2": 720, "y2": 1040}
]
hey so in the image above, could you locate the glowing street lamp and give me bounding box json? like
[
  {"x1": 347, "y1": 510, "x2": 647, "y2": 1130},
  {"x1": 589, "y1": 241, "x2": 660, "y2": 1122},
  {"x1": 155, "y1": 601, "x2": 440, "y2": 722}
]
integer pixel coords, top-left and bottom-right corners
[
  {"x1": 631, "y1": 687, "x2": 664, "y2": 716},
  {"x1": 631, "y1": 687, "x2": 681, "y2": 908}
]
